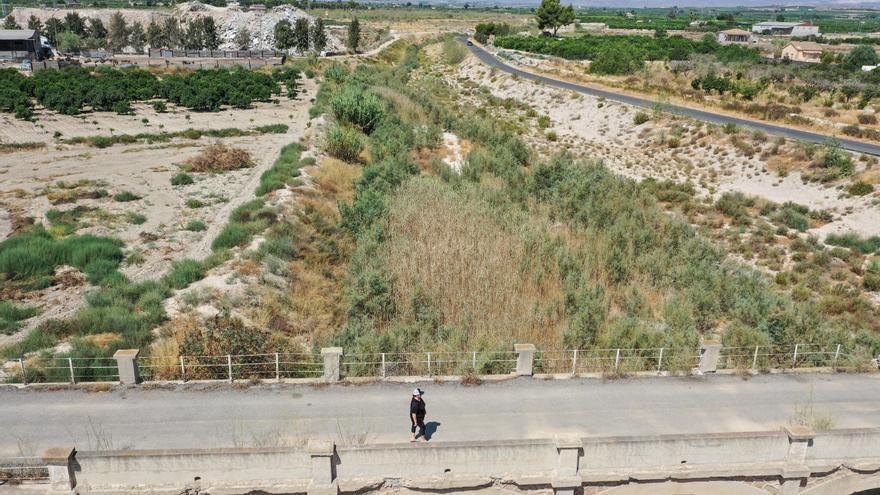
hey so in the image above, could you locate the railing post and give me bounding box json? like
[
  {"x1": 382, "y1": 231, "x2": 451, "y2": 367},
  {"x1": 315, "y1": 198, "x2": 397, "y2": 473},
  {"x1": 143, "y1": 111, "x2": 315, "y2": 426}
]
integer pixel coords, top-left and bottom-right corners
[
  {"x1": 427, "y1": 352, "x2": 432, "y2": 375},
  {"x1": 43, "y1": 447, "x2": 77, "y2": 492},
  {"x1": 571, "y1": 349, "x2": 578, "y2": 375},
  {"x1": 614, "y1": 348, "x2": 620, "y2": 371},
  {"x1": 227, "y1": 354, "x2": 233, "y2": 383},
  {"x1": 752, "y1": 346, "x2": 759, "y2": 370},
  {"x1": 381, "y1": 353, "x2": 386, "y2": 378},
  {"x1": 275, "y1": 353, "x2": 280, "y2": 382},
  {"x1": 792, "y1": 344, "x2": 799, "y2": 368},
  {"x1": 552, "y1": 437, "x2": 582, "y2": 495},
  {"x1": 833, "y1": 344, "x2": 841, "y2": 364},
  {"x1": 698, "y1": 342, "x2": 722, "y2": 373},
  {"x1": 307, "y1": 440, "x2": 337, "y2": 495},
  {"x1": 657, "y1": 348, "x2": 664, "y2": 373},
  {"x1": 113, "y1": 349, "x2": 141, "y2": 385},
  {"x1": 18, "y1": 358, "x2": 27, "y2": 385},
  {"x1": 472, "y1": 351, "x2": 477, "y2": 369},
  {"x1": 68, "y1": 357, "x2": 75, "y2": 384},
  {"x1": 180, "y1": 356, "x2": 187, "y2": 382},
  {"x1": 514, "y1": 344, "x2": 536, "y2": 376},
  {"x1": 320, "y1": 347, "x2": 343, "y2": 382}
]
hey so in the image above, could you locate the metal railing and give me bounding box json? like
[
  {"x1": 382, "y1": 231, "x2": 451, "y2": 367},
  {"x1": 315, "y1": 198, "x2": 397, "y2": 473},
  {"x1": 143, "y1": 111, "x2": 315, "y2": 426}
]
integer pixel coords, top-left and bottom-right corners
[{"x1": 3, "y1": 344, "x2": 876, "y2": 386}]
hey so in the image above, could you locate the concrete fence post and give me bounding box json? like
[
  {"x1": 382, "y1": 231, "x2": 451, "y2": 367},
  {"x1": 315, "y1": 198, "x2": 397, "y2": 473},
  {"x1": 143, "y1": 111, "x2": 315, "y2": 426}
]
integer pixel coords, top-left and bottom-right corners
[
  {"x1": 321, "y1": 347, "x2": 343, "y2": 382},
  {"x1": 698, "y1": 342, "x2": 722, "y2": 373},
  {"x1": 781, "y1": 425, "x2": 815, "y2": 495},
  {"x1": 552, "y1": 437, "x2": 582, "y2": 495},
  {"x1": 113, "y1": 349, "x2": 141, "y2": 385},
  {"x1": 42, "y1": 447, "x2": 76, "y2": 494},
  {"x1": 514, "y1": 344, "x2": 536, "y2": 376},
  {"x1": 307, "y1": 440, "x2": 337, "y2": 495}
]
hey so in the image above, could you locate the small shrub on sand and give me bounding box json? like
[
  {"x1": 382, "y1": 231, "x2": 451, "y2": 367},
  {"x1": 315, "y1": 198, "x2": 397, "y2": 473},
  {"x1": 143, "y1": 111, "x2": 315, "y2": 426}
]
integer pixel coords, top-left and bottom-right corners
[
  {"x1": 325, "y1": 125, "x2": 364, "y2": 162},
  {"x1": 185, "y1": 220, "x2": 207, "y2": 232},
  {"x1": 171, "y1": 172, "x2": 194, "y2": 186},
  {"x1": 186, "y1": 143, "x2": 253, "y2": 172},
  {"x1": 848, "y1": 181, "x2": 874, "y2": 196},
  {"x1": 113, "y1": 191, "x2": 141, "y2": 202}
]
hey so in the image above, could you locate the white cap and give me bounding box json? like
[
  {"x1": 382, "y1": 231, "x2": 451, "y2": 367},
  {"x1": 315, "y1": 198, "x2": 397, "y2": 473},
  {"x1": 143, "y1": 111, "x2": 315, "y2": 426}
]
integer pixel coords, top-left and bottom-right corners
[{"x1": 412, "y1": 388, "x2": 422, "y2": 396}]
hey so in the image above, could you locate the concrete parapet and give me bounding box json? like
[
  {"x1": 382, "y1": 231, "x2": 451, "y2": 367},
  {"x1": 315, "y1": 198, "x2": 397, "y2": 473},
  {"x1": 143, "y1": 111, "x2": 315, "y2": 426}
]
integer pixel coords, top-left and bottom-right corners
[
  {"x1": 113, "y1": 349, "x2": 141, "y2": 385},
  {"x1": 42, "y1": 447, "x2": 76, "y2": 494},
  {"x1": 698, "y1": 342, "x2": 722, "y2": 373},
  {"x1": 321, "y1": 347, "x2": 343, "y2": 382},
  {"x1": 514, "y1": 344, "x2": 537, "y2": 376}
]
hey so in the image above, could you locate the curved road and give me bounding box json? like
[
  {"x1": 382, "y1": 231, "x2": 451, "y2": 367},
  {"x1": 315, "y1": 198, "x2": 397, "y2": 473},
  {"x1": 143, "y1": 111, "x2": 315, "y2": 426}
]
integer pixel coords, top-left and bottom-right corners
[
  {"x1": 466, "y1": 42, "x2": 880, "y2": 157},
  {"x1": 2, "y1": 374, "x2": 880, "y2": 455}
]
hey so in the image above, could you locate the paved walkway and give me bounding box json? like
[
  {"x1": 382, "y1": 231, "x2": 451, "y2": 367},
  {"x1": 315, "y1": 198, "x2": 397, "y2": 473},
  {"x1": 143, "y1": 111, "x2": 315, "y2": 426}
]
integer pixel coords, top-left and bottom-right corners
[
  {"x1": 2, "y1": 374, "x2": 879, "y2": 455},
  {"x1": 466, "y1": 42, "x2": 880, "y2": 157}
]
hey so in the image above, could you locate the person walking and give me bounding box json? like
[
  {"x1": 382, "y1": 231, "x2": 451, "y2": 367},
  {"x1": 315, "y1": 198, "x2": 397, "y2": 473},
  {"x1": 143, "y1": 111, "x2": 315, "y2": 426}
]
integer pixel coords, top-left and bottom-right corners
[{"x1": 410, "y1": 388, "x2": 427, "y2": 442}]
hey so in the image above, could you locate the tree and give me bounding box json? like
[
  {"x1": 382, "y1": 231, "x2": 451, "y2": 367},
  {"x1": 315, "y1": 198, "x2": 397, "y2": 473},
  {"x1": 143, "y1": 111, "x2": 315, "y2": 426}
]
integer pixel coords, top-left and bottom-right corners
[
  {"x1": 347, "y1": 17, "x2": 360, "y2": 53},
  {"x1": 3, "y1": 15, "x2": 21, "y2": 30},
  {"x1": 146, "y1": 19, "x2": 164, "y2": 48},
  {"x1": 183, "y1": 18, "x2": 204, "y2": 49},
  {"x1": 88, "y1": 18, "x2": 107, "y2": 39},
  {"x1": 106, "y1": 13, "x2": 129, "y2": 51},
  {"x1": 64, "y1": 12, "x2": 87, "y2": 36},
  {"x1": 311, "y1": 18, "x2": 327, "y2": 53},
  {"x1": 776, "y1": 14, "x2": 785, "y2": 22},
  {"x1": 129, "y1": 22, "x2": 145, "y2": 52},
  {"x1": 294, "y1": 17, "x2": 310, "y2": 54},
  {"x1": 234, "y1": 27, "x2": 251, "y2": 50},
  {"x1": 27, "y1": 15, "x2": 43, "y2": 32},
  {"x1": 843, "y1": 45, "x2": 879, "y2": 70},
  {"x1": 273, "y1": 19, "x2": 294, "y2": 50},
  {"x1": 56, "y1": 31, "x2": 83, "y2": 53},
  {"x1": 163, "y1": 17, "x2": 183, "y2": 49},
  {"x1": 44, "y1": 18, "x2": 64, "y2": 45},
  {"x1": 535, "y1": 0, "x2": 575, "y2": 36},
  {"x1": 202, "y1": 16, "x2": 219, "y2": 50}
]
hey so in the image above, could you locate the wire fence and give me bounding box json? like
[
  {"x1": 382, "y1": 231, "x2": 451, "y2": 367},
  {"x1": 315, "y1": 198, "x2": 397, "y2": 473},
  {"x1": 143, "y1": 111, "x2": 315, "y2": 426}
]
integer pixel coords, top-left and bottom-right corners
[
  {"x1": 2, "y1": 344, "x2": 876, "y2": 385},
  {"x1": 0, "y1": 457, "x2": 49, "y2": 483}
]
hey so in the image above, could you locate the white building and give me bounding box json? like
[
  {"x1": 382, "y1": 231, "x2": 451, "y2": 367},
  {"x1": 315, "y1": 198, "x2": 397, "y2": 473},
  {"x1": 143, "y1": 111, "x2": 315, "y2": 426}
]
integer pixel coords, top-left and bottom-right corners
[{"x1": 752, "y1": 22, "x2": 820, "y2": 37}]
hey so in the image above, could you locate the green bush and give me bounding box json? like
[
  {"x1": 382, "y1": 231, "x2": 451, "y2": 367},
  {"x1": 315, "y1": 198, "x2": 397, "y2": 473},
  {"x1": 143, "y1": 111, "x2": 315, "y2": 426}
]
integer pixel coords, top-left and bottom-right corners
[
  {"x1": 186, "y1": 198, "x2": 205, "y2": 208},
  {"x1": 0, "y1": 301, "x2": 38, "y2": 335},
  {"x1": 325, "y1": 125, "x2": 364, "y2": 162},
  {"x1": 771, "y1": 202, "x2": 810, "y2": 232},
  {"x1": 330, "y1": 85, "x2": 386, "y2": 134},
  {"x1": 848, "y1": 181, "x2": 875, "y2": 196},
  {"x1": 113, "y1": 191, "x2": 141, "y2": 202},
  {"x1": 0, "y1": 226, "x2": 124, "y2": 282},
  {"x1": 633, "y1": 112, "x2": 650, "y2": 125},
  {"x1": 127, "y1": 213, "x2": 147, "y2": 225},
  {"x1": 256, "y1": 142, "x2": 303, "y2": 196},
  {"x1": 171, "y1": 172, "x2": 194, "y2": 186},
  {"x1": 715, "y1": 191, "x2": 754, "y2": 225},
  {"x1": 212, "y1": 224, "x2": 249, "y2": 251},
  {"x1": 864, "y1": 272, "x2": 880, "y2": 292},
  {"x1": 162, "y1": 259, "x2": 206, "y2": 289},
  {"x1": 825, "y1": 233, "x2": 880, "y2": 254},
  {"x1": 152, "y1": 100, "x2": 167, "y2": 113},
  {"x1": 323, "y1": 63, "x2": 349, "y2": 84},
  {"x1": 185, "y1": 220, "x2": 207, "y2": 232},
  {"x1": 590, "y1": 44, "x2": 645, "y2": 75}
]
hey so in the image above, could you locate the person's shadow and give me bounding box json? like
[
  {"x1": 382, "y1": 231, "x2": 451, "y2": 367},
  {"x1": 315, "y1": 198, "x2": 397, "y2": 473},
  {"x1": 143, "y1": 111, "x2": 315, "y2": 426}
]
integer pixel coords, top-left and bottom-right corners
[{"x1": 425, "y1": 421, "x2": 441, "y2": 441}]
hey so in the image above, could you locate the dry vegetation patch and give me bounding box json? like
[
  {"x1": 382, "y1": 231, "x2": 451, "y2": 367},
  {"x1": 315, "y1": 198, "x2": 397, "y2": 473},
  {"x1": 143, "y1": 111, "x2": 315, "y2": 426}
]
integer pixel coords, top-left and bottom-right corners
[{"x1": 186, "y1": 143, "x2": 254, "y2": 172}]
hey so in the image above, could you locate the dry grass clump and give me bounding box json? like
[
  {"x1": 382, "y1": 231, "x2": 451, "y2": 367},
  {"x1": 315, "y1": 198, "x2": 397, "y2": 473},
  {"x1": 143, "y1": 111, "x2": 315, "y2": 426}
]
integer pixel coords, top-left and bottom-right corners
[
  {"x1": 186, "y1": 143, "x2": 253, "y2": 172},
  {"x1": 311, "y1": 158, "x2": 362, "y2": 202},
  {"x1": 384, "y1": 178, "x2": 565, "y2": 349}
]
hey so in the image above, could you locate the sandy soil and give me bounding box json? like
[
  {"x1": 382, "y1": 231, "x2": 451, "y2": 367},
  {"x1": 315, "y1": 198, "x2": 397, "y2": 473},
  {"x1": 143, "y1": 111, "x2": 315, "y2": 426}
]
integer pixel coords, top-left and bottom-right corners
[
  {"x1": 456, "y1": 55, "x2": 880, "y2": 239},
  {"x1": 0, "y1": 77, "x2": 317, "y2": 349}
]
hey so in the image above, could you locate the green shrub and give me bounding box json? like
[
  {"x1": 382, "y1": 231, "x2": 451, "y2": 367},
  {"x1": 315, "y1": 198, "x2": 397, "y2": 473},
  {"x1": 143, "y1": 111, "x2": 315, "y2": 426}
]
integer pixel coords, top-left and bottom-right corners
[
  {"x1": 441, "y1": 39, "x2": 468, "y2": 65},
  {"x1": 771, "y1": 202, "x2": 810, "y2": 232},
  {"x1": 257, "y1": 142, "x2": 303, "y2": 196},
  {"x1": 0, "y1": 301, "x2": 38, "y2": 335},
  {"x1": 848, "y1": 181, "x2": 875, "y2": 196},
  {"x1": 864, "y1": 272, "x2": 880, "y2": 291},
  {"x1": 186, "y1": 198, "x2": 205, "y2": 208},
  {"x1": 127, "y1": 213, "x2": 147, "y2": 225},
  {"x1": 171, "y1": 172, "x2": 194, "y2": 186},
  {"x1": 330, "y1": 85, "x2": 386, "y2": 134},
  {"x1": 152, "y1": 100, "x2": 167, "y2": 113},
  {"x1": 825, "y1": 233, "x2": 880, "y2": 254},
  {"x1": 185, "y1": 220, "x2": 207, "y2": 232},
  {"x1": 633, "y1": 112, "x2": 650, "y2": 125},
  {"x1": 254, "y1": 124, "x2": 289, "y2": 134},
  {"x1": 0, "y1": 227, "x2": 124, "y2": 282},
  {"x1": 113, "y1": 191, "x2": 141, "y2": 202},
  {"x1": 715, "y1": 191, "x2": 754, "y2": 225},
  {"x1": 324, "y1": 63, "x2": 349, "y2": 84},
  {"x1": 212, "y1": 224, "x2": 248, "y2": 251},
  {"x1": 162, "y1": 259, "x2": 206, "y2": 289},
  {"x1": 325, "y1": 125, "x2": 364, "y2": 162}
]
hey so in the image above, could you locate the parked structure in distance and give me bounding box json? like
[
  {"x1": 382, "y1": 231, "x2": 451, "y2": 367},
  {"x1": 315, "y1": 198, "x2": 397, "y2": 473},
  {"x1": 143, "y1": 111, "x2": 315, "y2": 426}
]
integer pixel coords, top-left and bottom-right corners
[
  {"x1": 0, "y1": 29, "x2": 43, "y2": 61},
  {"x1": 752, "y1": 21, "x2": 820, "y2": 37},
  {"x1": 717, "y1": 28, "x2": 753, "y2": 44},
  {"x1": 781, "y1": 41, "x2": 824, "y2": 63}
]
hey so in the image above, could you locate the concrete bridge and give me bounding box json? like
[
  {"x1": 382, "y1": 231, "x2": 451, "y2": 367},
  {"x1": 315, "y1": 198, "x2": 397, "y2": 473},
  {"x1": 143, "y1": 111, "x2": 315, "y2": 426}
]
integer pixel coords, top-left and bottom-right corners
[{"x1": 2, "y1": 373, "x2": 880, "y2": 494}]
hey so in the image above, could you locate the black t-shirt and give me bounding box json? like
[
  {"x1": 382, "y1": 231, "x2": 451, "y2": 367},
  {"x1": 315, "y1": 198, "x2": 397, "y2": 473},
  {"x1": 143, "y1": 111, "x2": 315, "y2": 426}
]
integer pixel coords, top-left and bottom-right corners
[{"x1": 410, "y1": 397, "x2": 426, "y2": 419}]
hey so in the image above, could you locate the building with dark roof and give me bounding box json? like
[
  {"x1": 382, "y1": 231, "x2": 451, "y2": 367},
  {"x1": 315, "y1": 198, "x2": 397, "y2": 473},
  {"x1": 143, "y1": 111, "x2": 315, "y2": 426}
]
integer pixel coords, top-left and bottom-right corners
[{"x1": 0, "y1": 29, "x2": 42, "y2": 60}]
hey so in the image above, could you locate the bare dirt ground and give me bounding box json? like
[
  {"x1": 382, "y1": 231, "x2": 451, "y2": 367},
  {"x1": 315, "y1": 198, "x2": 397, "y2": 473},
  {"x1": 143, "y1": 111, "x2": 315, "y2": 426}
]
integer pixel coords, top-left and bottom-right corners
[
  {"x1": 455, "y1": 55, "x2": 880, "y2": 239},
  {"x1": 0, "y1": 77, "x2": 317, "y2": 349}
]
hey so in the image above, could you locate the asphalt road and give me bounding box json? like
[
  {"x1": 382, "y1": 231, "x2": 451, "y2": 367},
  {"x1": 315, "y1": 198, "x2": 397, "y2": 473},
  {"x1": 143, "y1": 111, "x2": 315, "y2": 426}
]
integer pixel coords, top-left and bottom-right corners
[
  {"x1": 2, "y1": 374, "x2": 880, "y2": 455},
  {"x1": 466, "y1": 42, "x2": 880, "y2": 157}
]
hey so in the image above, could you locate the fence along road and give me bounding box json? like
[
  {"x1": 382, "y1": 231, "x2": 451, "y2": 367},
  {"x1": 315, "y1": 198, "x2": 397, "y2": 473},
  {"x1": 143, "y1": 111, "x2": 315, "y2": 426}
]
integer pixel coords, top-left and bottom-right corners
[
  {"x1": 2, "y1": 373, "x2": 880, "y2": 456},
  {"x1": 465, "y1": 41, "x2": 880, "y2": 157}
]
